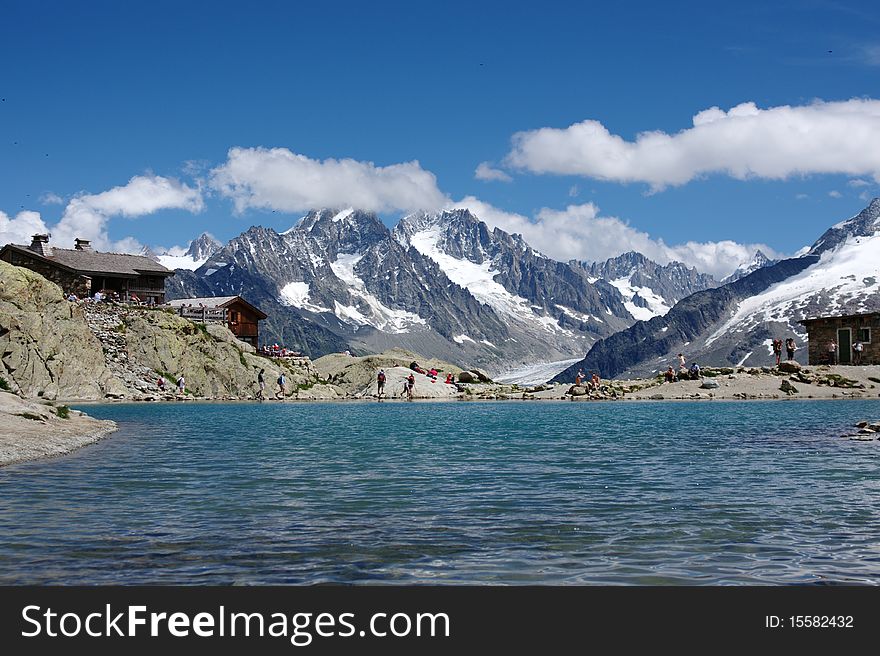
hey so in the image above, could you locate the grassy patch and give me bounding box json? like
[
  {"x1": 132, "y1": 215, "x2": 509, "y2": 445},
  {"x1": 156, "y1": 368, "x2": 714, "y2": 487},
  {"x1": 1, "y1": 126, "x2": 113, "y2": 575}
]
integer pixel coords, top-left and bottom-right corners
[
  {"x1": 239, "y1": 350, "x2": 248, "y2": 367},
  {"x1": 55, "y1": 405, "x2": 71, "y2": 419},
  {"x1": 17, "y1": 412, "x2": 44, "y2": 422}
]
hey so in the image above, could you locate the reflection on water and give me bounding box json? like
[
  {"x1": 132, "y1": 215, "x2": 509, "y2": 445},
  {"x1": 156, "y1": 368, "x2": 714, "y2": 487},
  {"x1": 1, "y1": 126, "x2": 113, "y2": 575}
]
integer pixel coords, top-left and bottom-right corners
[{"x1": 0, "y1": 400, "x2": 878, "y2": 584}]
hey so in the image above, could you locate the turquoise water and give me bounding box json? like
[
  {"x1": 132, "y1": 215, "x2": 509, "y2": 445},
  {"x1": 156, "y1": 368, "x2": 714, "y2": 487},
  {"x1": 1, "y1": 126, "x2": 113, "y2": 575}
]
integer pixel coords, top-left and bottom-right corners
[{"x1": 1, "y1": 400, "x2": 879, "y2": 585}]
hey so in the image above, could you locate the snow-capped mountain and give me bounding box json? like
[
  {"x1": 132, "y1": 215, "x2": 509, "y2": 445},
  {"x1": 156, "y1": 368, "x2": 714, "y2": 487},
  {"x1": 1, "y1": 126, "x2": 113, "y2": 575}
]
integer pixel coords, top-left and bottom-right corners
[
  {"x1": 166, "y1": 206, "x2": 731, "y2": 368},
  {"x1": 721, "y1": 249, "x2": 775, "y2": 284},
  {"x1": 578, "y1": 251, "x2": 717, "y2": 321},
  {"x1": 553, "y1": 198, "x2": 880, "y2": 380},
  {"x1": 394, "y1": 209, "x2": 635, "y2": 350},
  {"x1": 156, "y1": 233, "x2": 223, "y2": 270}
]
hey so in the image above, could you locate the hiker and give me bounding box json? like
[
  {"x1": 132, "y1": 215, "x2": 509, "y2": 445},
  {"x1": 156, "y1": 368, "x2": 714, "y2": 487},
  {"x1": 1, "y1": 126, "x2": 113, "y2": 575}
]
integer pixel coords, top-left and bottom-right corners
[
  {"x1": 772, "y1": 339, "x2": 782, "y2": 366},
  {"x1": 257, "y1": 368, "x2": 266, "y2": 400},
  {"x1": 66, "y1": 293, "x2": 78, "y2": 302},
  {"x1": 575, "y1": 369, "x2": 584, "y2": 386},
  {"x1": 827, "y1": 340, "x2": 837, "y2": 365},
  {"x1": 445, "y1": 372, "x2": 454, "y2": 385},
  {"x1": 688, "y1": 362, "x2": 701, "y2": 380},
  {"x1": 157, "y1": 376, "x2": 166, "y2": 391},
  {"x1": 591, "y1": 372, "x2": 601, "y2": 390},
  {"x1": 176, "y1": 375, "x2": 185, "y2": 395},
  {"x1": 853, "y1": 340, "x2": 864, "y2": 365},
  {"x1": 678, "y1": 353, "x2": 686, "y2": 368},
  {"x1": 664, "y1": 366, "x2": 676, "y2": 383},
  {"x1": 377, "y1": 369, "x2": 386, "y2": 397},
  {"x1": 785, "y1": 337, "x2": 797, "y2": 361},
  {"x1": 407, "y1": 373, "x2": 415, "y2": 400},
  {"x1": 276, "y1": 372, "x2": 286, "y2": 398}
]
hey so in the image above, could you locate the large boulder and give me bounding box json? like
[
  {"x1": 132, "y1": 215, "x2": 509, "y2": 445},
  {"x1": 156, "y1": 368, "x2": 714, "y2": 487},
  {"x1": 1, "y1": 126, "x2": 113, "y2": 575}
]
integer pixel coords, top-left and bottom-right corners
[
  {"x1": 568, "y1": 385, "x2": 588, "y2": 396},
  {"x1": 778, "y1": 360, "x2": 801, "y2": 374},
  {"x1": 0, "y1": 260, "x2": 118, "y2": 400},
  {"x1": 700, "y1": 379, "x2": 720, "y2": 389}
]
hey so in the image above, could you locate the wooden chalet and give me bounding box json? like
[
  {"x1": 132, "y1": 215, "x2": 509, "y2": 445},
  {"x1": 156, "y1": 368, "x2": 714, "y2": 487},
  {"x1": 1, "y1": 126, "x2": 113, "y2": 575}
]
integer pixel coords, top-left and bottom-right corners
[
  {"x1": 1, "y1": 234, "x2": 173, "y2": 304},
  {"x1": 167, "y1": 296, "x2": 267, "y2": 347}
]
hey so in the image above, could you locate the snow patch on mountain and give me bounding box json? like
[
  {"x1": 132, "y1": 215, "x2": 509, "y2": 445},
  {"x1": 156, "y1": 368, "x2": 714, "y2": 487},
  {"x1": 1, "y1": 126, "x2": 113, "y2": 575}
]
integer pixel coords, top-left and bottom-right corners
[
  {"x1": 408, "y1": 226, "x2": 567, "y2": 332},
  {"x1": 329, "y1": 252, "x2": 426, "y2": 333},
  {"x1": 608, "y1": 275, "x2": 671, "y2": 321},
  {"x1": 157, "y1": 253, "x2": 208, "y2": 271},
  {"x1": 279, "y1": 281, "x2": 331, "y2": 313}
]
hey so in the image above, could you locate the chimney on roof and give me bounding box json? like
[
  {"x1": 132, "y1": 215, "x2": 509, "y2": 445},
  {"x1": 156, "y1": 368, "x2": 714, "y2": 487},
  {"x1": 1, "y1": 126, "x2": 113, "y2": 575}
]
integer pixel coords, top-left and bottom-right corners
[
  {"x1": 29, "y1": 234, "x2": 52, "y2": 257},
  {"x1": 74, "y1": 238, "x2": 92, "y2": 251}
]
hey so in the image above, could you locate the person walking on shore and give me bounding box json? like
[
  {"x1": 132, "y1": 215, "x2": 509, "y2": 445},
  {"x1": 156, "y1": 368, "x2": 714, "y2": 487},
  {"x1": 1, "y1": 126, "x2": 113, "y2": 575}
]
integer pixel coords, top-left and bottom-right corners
[
  {"x1": 176, "y1": 374, "x2": 185, "y2": 395},
  {"x1": 406, "y1": 373, "x2": 415, "y2": 400},
  {"x1": 853, "y1": 340, "x2": 864, "y2": 365},
  {"x1": 377, "y1": 369, "x2": 386, "y2": 398},
  {"x1": 827, "y1": 339, "x2": 837, "y2": 365},
  {"x1": 785, "y1": 337, "x2": 797, "y2": 361},
  {"x1": 276, "y1": 372, "x2": 286, "y2": 399},
  {"x1": 257, "y1": 368, "x2": 266, "y2": 400}
]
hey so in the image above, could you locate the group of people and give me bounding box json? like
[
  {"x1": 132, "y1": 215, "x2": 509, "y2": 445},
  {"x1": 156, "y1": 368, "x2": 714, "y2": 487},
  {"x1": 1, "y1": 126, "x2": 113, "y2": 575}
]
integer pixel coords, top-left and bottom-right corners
[
  {"x1": 826, "y1": 338, "x2": 866, "y2": 365},
  {"x1": 663, "y1": 353, "x2": 701, "y2": 382},
  {"x1": 259, "y1": 344, "x2": 301, "y2": 359},
  {"x1": 156, "y1": 375, "x2": 187, "y2": 395},
  {"x1": 376, "y1": 365, "x2": 457, "y2": 401},
  {"x1": 574, "y1": 369, "x2": 602, "y2": 391},
  {"x1": 255, "y1": 368, "x2": 287, "y2": 400},
  {"x1": 378, "y1": 369, "x2": 416, "y2": 400},
  {"x1": 771, "y1": 338, "x2": 798, "y2": 365}
]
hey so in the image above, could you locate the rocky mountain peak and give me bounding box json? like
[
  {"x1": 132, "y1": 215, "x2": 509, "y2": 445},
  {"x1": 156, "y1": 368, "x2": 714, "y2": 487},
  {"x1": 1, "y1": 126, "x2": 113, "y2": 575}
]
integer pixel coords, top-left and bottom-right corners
[
  {"x1": 809, "y1": 197, "x2": 880, "y2": 256},
  {"x1": 186, "y1": 233, "x2": 222, "y2": 261},
  {"x1": 721, "y1": 249, "x2": 775, "y2": 284}
]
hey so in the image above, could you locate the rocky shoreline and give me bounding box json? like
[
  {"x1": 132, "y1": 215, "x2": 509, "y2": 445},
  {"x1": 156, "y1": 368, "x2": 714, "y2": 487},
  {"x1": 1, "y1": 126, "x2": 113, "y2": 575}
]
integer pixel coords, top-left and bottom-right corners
[{"x1": 0, "y1": 391, "x2": 117, "y2": 467}]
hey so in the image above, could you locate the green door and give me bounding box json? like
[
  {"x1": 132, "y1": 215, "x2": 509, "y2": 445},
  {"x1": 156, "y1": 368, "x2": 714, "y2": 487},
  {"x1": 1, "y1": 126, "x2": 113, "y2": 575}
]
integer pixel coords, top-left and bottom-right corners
[{"x1": 837, "y1": 328, "x2": 851, "y2": 364}]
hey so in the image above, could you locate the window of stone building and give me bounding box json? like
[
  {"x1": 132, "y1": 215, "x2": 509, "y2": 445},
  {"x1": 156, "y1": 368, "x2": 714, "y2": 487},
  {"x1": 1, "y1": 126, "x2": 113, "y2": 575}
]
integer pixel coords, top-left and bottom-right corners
[{"x1": 858, "y1": 327, "x2": 871, "y2": 343}]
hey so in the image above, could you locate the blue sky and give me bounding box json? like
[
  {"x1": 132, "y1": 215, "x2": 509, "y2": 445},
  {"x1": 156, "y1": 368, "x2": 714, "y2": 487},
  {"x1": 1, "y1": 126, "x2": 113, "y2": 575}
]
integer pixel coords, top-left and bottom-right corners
[{"x1": 1, "y1": 0, "x2": 879, "y2": 276}]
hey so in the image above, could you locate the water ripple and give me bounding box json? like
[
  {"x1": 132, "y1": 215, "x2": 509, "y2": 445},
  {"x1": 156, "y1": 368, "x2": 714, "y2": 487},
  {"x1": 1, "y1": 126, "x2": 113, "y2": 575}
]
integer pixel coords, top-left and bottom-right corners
[{"x1": 0, "y1": 400, "x2": 878, "y2": 584}]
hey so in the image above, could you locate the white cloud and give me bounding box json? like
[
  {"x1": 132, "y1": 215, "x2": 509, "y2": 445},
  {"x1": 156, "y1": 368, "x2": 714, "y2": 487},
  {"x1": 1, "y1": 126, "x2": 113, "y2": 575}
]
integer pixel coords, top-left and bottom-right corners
[
  {"x1": 3, "y1": 176, "x2": 204, "y2": 254},
  {"x1": 504, "y1": 99, "x2": 880, "y2": 190},
  {"x1": 568, "y1": 185, "x2": 579, "y2": 197},
  {"x1": 39, "y1": 192, "x2": 64, "y2": 205},
  {"x1": 0, "y1": 210, "x2": 50, "y2": 246},
  {"x1": 828, "y1": 190, "x2": 842, "y2": 198},
  {"x1": 474, "y1": 161, "x2": 512, "y2": 182},
  {"x1": 451, "y1": 197, "x2": 779, "y2": 279},
  {"x1": 847, "y1": 178, "x2": 871, "y2": 188},
  {"x1": 795, "y1": 193, "x2": 809, "y2": 200},
  {"x1": 210, "y1": 147, "x2": 448, "y2": 214}
]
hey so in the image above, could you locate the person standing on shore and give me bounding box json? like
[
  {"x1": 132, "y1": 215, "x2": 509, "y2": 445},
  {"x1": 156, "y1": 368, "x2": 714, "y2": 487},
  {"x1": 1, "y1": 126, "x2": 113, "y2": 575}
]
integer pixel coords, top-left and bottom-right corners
[
  {"x1": 407, "y1": 373, "x2": 415, "y2": 400},
  {"x1": 772, "y1": 339, "x2": 782, "y2": 366},
  {"x1": 257, "y1": 368, "x2": 266, "y2": 400},
  {"x1": 377, "y1": 369, "x2": 386, "y2": 398},
  {"x1": 853, "y1": 340, "x2": 863, "y2": 365},
  {"x1": 827, "y1": 339, "x2": 837, "y2": 365},
  {"x1": 785, "y1": 337, "x2": 797, "y2": 361},
  {"x1": 575, "y1": 369, "x2": 584, "y2": 386},
  {"x1": 176, "y1": 374, "x2": 185, "y2": 395}
]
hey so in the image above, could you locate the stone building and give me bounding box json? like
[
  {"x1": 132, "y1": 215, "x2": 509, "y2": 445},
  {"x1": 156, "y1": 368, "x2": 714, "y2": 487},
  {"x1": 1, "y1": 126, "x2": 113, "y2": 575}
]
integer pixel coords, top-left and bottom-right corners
[
  {"x1": 799, "y1": 312, "x2": 880, "y2": 365},
  {"x1": 1, "y1": 234, "x2": 174, "y2": 304}
]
